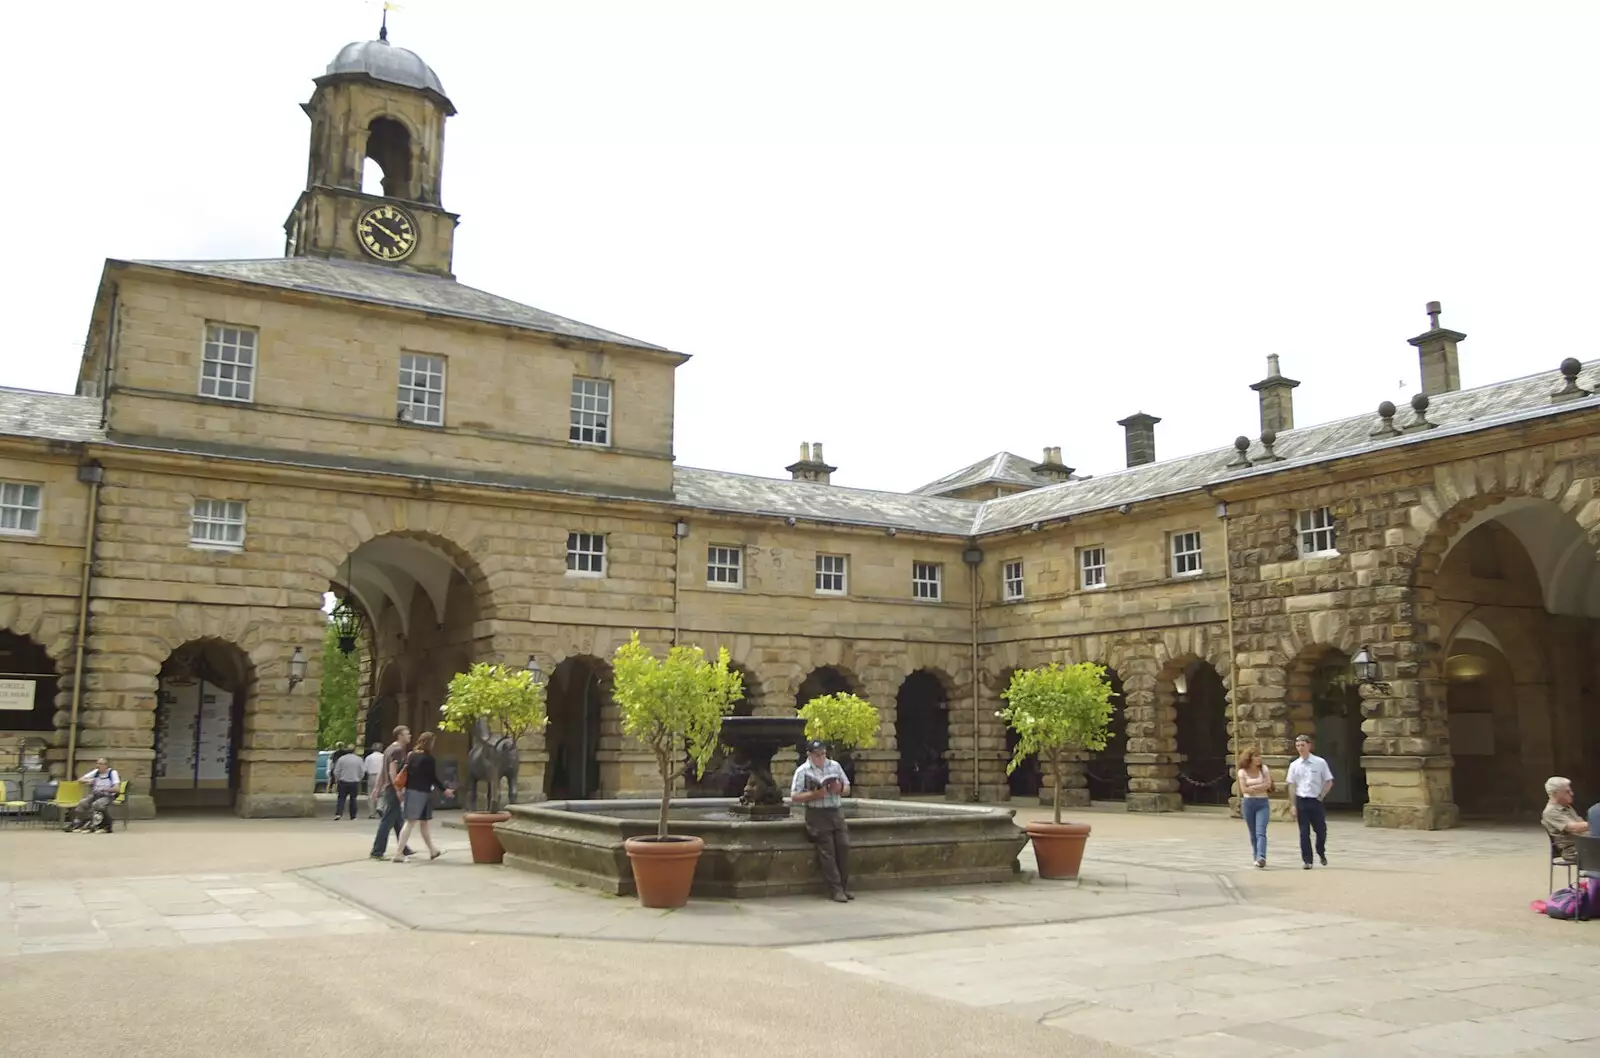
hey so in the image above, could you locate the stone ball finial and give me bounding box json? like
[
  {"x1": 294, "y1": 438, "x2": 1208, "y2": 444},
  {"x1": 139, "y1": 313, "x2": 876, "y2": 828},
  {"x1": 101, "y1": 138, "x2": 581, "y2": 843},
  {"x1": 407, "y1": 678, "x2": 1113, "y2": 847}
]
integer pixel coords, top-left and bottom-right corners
[
  {"x1": 1234, "y1": 435, "x2": 1250, "y2": 453},
  {"x1": 1378, "y1": 400, "x2": 1396, "y2": 419},
  {"x1": 1561, "y1": 357, "x2": 1583, "y2": 382},
  {"x1": 1261, "y1": 429, "x2": 1277, "y2": 447},
  {"x1": 1410, "y1": 392, "x2": 1430, "y2": 413}
]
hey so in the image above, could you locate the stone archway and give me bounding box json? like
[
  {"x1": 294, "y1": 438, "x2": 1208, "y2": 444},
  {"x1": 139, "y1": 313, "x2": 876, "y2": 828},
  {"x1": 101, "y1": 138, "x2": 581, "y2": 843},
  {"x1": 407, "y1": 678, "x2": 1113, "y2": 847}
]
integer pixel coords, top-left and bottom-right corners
[
  {"x1": 1170, "y1": 658, "x2": 1230, "y2": 806},
  {"x1": 153, "y1": 639, "x2": 253, "y2": 811},
  {"x1": 684, "y1": 663, "x2": 758, "y2": 797},
  {"x1": 896, "y1": 669, "x2": 952, "y2": 796},
  {"x1": 545, "y1": 655, "x2": 608, "y2": 800},
  {"x1": 0, "y1": 630, "x2": 59, "y2": 737},
  {"x1": 1086, "y1": 666, "x2": 1128, "y2": 803},
  {"x1": 1284, "y1": 645, "x2": 1367, "y2": 812},
  {"x1": 796, "y1": 665, "x2": 862, "y2": 782}
]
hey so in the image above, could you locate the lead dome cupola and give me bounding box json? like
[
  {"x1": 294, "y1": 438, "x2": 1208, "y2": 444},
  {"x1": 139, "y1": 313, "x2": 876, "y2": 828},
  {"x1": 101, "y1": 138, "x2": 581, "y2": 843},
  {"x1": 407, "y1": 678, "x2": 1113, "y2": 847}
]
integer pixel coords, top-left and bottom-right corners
[{"x1": 323, "y1": 37, "x2": 450, "y2": 104}]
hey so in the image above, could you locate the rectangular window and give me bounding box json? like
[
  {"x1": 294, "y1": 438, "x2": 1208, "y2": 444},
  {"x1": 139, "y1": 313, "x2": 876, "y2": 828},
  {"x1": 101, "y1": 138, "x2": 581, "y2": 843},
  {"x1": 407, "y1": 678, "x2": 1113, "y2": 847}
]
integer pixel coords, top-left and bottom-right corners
[
  {"x1": 0, "y1": 481, "x2": 42, "y2": 536},
  {"x1": 707, "y1": 545, "x2": 742, "y2": 587},
  {"x1": 397, "y1": 353, "x2": 446, "y2": 426},
  {"x1": 1171, "y1": 530, "x2": 1203, "y2": 576},
  {"x1": 1298, "y1": 507, "x2": 1337, "y2": 555},
  {"x1": 912, "y1": 561, "x2": 942, "y2": 601},
  {"x1": 199, "y1": 323, "x2": 257, "y2": 402},
  {"x1": 190, "y1": 499, "x2": 246, "y2": 549},
  {"x1": 569, "y1": 377, "x2": 612, "y2": 446},
  {"x1": 566, "y1": 532, "x2": 606, "y2": 576},
  {"x1": 1003, "y1": 559, "x2": 1024, "y2": 601},
  {"x1": 815, "y1": 553, "x2": 848, "y2": 595},
  {"x1": 1080, "y1": 546, "x2": 1107, "y2": 590}
]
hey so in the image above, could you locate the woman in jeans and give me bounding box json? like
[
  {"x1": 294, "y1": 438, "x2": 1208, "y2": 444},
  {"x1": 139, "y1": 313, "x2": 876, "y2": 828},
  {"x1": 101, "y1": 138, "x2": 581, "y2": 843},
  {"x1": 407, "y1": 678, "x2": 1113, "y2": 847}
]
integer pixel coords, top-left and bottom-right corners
[
  {"x1": 1237, "y1": 745, "x2": 1273, "y2": 868},
  {"x1": 393, "y1": 731, "x2": 454, "y2": 863}
]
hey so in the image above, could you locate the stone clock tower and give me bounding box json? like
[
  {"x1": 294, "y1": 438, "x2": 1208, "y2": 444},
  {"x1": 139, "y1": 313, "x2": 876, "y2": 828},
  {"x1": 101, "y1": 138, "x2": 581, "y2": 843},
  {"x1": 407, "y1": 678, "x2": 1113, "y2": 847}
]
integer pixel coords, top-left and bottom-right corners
[{"x1": 284, "y1": 29, "x2": 459, "y2": 277}]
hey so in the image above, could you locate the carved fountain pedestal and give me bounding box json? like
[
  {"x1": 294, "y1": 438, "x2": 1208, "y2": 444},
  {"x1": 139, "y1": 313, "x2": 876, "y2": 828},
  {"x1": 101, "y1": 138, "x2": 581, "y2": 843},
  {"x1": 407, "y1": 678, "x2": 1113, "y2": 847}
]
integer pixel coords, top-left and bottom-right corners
[{"x1": 719, "y1": 715, "x2": 806, "y2": 821}]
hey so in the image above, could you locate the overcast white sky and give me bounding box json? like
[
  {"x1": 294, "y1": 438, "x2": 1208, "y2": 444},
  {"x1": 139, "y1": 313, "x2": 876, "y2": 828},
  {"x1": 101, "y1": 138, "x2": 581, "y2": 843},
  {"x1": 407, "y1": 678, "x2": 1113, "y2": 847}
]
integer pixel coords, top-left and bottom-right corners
[{"x1": 2, "y1": 1, "x2": 1594, "y2": 491}]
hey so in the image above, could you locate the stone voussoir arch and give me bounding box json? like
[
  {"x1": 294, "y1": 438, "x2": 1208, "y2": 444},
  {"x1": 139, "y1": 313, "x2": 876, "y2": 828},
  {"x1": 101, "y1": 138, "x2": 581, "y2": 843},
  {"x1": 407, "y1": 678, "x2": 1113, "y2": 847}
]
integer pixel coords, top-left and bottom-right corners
[{"x1": 310, "y1": 499, "x2": 506, "y2": 617}]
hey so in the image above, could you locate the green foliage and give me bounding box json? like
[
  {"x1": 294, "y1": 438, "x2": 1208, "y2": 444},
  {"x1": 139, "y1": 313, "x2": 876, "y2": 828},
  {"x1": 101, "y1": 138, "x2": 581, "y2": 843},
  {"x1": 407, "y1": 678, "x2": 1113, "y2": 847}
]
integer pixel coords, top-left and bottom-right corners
[
  {"x1": 611, "y1": 633, "x2": 744, "y2": 838},
  {"x1": 439, "y1": 662, "x2": 549, "y2": 744},
  {"x1": 797, "y1": 693, "x2": 880, "y2": 750},
  {"x1": 316, "y1": 622, "x2": 360, "y2": 749},
  {"x1": 999, "y1": 662, "x2": 1115, "y2": 824}
]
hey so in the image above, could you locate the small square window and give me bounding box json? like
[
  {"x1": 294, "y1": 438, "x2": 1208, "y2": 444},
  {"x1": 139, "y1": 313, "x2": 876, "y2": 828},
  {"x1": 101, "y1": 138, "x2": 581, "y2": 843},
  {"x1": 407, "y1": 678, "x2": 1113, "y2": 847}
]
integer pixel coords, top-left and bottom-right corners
[
  {"x1": 1003, "y1": 559, "x2": 1024, "y2": 601},
  {"x1": 566, "y1": 532, "x2": 606, "y2": 576},
  {"x1": 912, "y1": 561, "x2": 942, "y2": 601},
  {"x1": 569, "y1": 377, "x2": 612, "y2": 446},
  {"x1": 1171, "y1": 530, "x2": 1203, "y2": 576},
  {"x1": 1080, "y1": 546, "x2": 1107, "y2": 590},
  {"x1": 707, "y1": 545, "x2": 742, "y2": 587},
  {"x1": 190, "y1": 499, "x2": 246, "y2": 550},
  {"x1": 1298, "y1": 507, "x2": 1337, "y2": 555},
  {"x1": 397, "y1": 353, "x2": 446, "y2": 426},
  {"x1": 0, "y1": 481, "x2": 42, "y2": 536},
  {"x1": 199, "y1": 323, "x2": 257, "y2": 402},
  {"x1": 815, "y1": 553, "x2": 848, "y2": 595}
]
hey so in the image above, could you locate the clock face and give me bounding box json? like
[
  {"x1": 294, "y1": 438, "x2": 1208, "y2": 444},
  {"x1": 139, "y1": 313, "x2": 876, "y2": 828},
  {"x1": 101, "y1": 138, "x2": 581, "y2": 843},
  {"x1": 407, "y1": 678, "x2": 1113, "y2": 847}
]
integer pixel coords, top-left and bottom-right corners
[{"x1": 355, "y1": 204, "x2": 418, "y2": 261}]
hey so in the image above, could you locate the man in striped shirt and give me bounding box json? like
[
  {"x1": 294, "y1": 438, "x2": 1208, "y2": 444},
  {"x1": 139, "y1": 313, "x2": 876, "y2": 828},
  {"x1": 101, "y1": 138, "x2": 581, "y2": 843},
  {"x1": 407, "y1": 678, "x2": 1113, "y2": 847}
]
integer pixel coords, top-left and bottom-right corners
[{"x1": 790, "y1": 740, "x2": 853, "y2": 902}]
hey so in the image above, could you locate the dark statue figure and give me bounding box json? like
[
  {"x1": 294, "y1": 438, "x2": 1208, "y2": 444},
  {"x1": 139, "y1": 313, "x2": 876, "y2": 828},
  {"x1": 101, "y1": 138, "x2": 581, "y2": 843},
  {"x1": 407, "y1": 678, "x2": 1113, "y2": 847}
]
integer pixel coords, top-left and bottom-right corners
[
  {"x1": 719, "y1": 715, "x2": 807, "y2": 821},
  {"x1": 467, "y1": 717, "x2": 519, "y2": 812}
]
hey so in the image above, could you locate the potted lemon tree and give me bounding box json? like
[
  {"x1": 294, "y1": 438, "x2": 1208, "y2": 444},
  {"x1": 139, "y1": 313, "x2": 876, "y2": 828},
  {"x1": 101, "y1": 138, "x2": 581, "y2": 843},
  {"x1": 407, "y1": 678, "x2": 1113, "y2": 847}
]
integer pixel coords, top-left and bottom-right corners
[
  {"x1": 440, "y1": 662, "x2": 547, "y2": 864},
  {"x1": 611, "y1": 633, "x2": 743, "y2": 908},
  {"x1": 1000, "y1": 661, "x2": 1114, "y2": 880},
  {"x1": 796, "y1": 692, "x2": 880, "y2": 781}
]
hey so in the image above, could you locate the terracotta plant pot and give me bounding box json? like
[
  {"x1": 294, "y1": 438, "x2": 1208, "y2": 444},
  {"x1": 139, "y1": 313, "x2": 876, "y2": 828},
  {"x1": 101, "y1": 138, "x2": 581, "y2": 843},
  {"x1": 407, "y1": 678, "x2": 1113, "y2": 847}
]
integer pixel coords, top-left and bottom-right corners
[
  {"x1": 464, "y1": 810, "x2": 512, "y2": 864},
  {"x1": 624, "y1": 834, "x2": 706, "y2": 908},
  {"x1": 1027, "y1": 820, "x2": 1091, "y2": 880}
]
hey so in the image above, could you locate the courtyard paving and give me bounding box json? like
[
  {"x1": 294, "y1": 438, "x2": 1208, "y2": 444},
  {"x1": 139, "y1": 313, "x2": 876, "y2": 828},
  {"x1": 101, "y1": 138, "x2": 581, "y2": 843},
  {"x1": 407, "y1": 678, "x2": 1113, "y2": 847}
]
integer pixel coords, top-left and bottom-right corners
[{"x1": 1, "y1": 804, "x2": 1595, "y2": 1057}]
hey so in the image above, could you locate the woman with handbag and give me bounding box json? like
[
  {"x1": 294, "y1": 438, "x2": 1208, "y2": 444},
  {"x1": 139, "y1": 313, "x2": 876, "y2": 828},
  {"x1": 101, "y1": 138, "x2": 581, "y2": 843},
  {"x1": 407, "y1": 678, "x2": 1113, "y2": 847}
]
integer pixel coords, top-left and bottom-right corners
[{"x1": 392, "y1": 731, "x2": 453, "y2": 863}]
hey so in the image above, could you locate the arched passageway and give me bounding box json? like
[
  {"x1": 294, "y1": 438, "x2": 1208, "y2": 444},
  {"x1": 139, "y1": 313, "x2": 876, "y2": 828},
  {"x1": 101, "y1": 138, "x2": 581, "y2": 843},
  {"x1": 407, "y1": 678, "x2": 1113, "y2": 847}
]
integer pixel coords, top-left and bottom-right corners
[
  {"x1": 153, "y1": 639, "x2": 252, "y2": 810},
  {"x1": 1285, "y1": 647, "x2": 1367, "y2": 811},
  {"x1": 999, "y1": 667, "x2": 1043, "y2": 797},
  {"x1": 0, "y1": 630, "x2": 58, "y2": 735},
  {"x1": 1085, "y1": 666, "x2": 1127, "y2": 802},
  {"x1": 1172, "y1": 659, "x2": 1230, "y2": 806},
  {"x1": 546, "y1": 656, "x2": 607, "y2": 799},
  {"x1": 896, "y1": 669, "x2": 950, "y2": 795},
  {"x1": 685, "y1": 664, "x2": 757, "y2": 797}
]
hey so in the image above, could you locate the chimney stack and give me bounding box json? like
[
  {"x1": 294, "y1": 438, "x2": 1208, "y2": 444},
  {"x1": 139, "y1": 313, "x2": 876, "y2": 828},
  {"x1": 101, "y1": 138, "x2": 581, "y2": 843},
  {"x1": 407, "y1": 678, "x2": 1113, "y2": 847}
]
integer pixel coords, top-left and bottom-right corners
[
  {"x1": 1249, "y1": 354, "x2": 1300, "y2": 434},
  {"x1": 785, "y1": 441, "x2": 836, "y2": 484},
  {"x1": 1408, "y1": 300, "x2": 1465, "y2": 396},
  {"x1": 1116, "y1": 412, "x2": 1161, "y2": 468},
  {"x1": 1030, "y1": 446, "x2": 1075, "y2": 483}
]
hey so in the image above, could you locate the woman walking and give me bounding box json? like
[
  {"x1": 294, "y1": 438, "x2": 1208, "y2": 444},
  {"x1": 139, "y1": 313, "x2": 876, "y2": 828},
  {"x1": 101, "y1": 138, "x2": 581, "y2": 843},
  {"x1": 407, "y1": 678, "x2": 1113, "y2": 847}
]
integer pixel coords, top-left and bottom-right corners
[
  {"x1": 1237, "y1": 745, "x2": 1273, "y2": 868},
  {"x1": 393, "y1": 731, "x2": 454, "y2": 863}
]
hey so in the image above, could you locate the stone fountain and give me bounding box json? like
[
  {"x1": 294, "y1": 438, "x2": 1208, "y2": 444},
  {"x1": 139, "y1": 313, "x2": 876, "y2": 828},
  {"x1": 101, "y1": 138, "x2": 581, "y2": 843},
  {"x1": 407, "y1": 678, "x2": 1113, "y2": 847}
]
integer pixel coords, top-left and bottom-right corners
[{"x1": 494, "y1": 714, "x2": 1029, "y2": 898}]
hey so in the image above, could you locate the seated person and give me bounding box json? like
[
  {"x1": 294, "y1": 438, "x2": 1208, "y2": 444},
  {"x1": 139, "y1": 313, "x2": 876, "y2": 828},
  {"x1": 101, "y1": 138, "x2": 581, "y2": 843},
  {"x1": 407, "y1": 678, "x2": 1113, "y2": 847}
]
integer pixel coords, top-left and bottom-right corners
[
  {"x1": 66, "y1": 758, "x2": 120, "y2": 833},
  {"x1": 1542, "y1": 776, "x2": 1594, "y2": 873}
]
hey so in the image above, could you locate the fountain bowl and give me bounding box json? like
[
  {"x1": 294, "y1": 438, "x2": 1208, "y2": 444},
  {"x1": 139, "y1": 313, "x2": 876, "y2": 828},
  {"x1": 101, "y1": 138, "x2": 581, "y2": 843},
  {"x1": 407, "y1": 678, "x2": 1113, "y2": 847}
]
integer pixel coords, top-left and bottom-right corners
[{"x1": 494, "y1": 796, "x2": 1028, "y2": 898}]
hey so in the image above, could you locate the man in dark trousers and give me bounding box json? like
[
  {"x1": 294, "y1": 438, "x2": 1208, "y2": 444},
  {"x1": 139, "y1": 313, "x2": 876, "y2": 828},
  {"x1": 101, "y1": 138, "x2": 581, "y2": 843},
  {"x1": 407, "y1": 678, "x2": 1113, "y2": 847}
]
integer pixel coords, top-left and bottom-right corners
[
  {"x1": 1287, "y1": 733, "x2": 1334, "y2": 869},
  {"x1": 790, "y1": 740, "x2": 853, "y2": 902},
  {"x1": 368, "y1": 725, "x2": 413, "y2": 859}
]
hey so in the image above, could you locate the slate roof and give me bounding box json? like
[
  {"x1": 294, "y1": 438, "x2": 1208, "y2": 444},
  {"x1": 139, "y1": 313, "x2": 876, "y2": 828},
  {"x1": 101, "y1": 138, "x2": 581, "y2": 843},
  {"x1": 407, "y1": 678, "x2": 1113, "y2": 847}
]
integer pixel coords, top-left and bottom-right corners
[
  {"x1": 0, "y1": 388, "x2": 104, "y2": 444},
  {"x1": 972, "y1": 360, "x2": 1600, "y2": 534},
  {"x1": 912, "y1": 451, "x2": 1053, "y2": 496},
  {"x1": 121, "y1": 258, "x2": 672, "y2": 353},
  {"x1": 674, "y1": 467, "x2": 978, "y2": 534}
]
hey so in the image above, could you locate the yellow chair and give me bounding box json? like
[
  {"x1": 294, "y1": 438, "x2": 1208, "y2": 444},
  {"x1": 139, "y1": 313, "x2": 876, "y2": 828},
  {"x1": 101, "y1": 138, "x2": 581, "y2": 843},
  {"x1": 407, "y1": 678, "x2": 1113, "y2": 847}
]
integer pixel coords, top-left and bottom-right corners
[
  {"x1": 46, "y1": 780, "x2": 85, "y2": 826},
  {"x1": 108, "y1": 780, "x2": 131, "y2": 831},
  {"x1": 1, "y1": 779, "x2": 35, "y2": 827}
]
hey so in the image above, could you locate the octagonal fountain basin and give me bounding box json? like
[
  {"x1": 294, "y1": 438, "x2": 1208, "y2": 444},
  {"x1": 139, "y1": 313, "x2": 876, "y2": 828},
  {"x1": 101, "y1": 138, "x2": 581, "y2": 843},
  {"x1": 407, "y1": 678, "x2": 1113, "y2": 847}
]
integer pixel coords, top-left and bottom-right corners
[{"x1": 495, "y1": 798, "x2": 1029, "y2": 898}]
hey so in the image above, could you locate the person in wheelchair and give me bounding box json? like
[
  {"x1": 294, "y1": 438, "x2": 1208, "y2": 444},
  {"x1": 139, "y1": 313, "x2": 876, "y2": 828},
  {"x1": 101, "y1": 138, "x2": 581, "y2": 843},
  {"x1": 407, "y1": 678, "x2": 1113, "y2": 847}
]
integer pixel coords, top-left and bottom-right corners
[{"x1": 66, "y1": 758, "x2": 120, "y2": 833}]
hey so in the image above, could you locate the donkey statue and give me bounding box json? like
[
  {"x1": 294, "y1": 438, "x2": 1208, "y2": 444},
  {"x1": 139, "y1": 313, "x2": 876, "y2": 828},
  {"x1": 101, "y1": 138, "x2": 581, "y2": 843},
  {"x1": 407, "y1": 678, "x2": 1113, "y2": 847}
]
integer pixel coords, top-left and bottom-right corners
[{"x1": 466, "y1": 717, "x2": 520, "y2": 811}]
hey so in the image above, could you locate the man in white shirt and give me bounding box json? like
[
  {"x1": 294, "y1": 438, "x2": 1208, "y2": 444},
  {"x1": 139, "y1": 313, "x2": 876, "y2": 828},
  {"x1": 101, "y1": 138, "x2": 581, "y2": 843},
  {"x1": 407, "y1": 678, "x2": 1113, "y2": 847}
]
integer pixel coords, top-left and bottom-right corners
[
  {"x1": 363, "y1": 741, "x2": 385, "y2": 818},
  {"x1": 790, "y1": 740, "x2": 853, "y2": 903},
  {"x1": 66, "y1": 758, "x2": 120, "y2": 833},
  {"x1": 330, "y1": 745, "x2": 366, "y2": 820},
  {"x1": 1286, "y1": 733, "x2": 1334, "y2": 869}
]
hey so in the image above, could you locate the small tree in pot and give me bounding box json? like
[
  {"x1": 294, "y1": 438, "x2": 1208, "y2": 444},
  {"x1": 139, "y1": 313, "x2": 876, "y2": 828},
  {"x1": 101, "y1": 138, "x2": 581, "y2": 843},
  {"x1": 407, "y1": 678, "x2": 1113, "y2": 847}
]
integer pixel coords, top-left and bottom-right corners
[
  {"x1": 796, "y1": 692, "x2": 880, "y2": 781},
  {"x1": 1000, "y1": 662, "x2": 1114, "y2": 880},
  {"x1": 611, "y1": 633, "x2": 744, "y2": 907},
  {"x1": 439, "y1": 662, "x2": 548, "y2": 863}
]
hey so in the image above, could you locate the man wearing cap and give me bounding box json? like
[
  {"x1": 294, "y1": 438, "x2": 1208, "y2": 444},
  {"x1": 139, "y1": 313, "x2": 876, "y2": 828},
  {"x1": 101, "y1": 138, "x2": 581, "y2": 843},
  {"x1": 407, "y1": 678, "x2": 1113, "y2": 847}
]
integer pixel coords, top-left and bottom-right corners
[
  {"x1": 1286, "y1": 733, "x2": 1334, "y2": 869},
  {"x1": 790, "y1": 740, "x2": 853, "y2": 902}
]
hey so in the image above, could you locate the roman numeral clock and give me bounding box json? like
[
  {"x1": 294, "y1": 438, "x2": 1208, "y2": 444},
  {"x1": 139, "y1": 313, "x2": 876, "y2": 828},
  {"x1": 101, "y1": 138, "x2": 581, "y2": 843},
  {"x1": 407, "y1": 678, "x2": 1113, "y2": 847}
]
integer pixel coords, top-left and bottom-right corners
[{"x1": 356, "y1": 204, "x2": 418, "y2": 262}]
